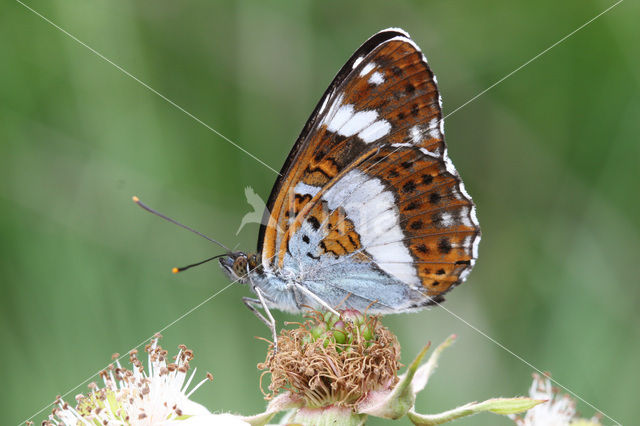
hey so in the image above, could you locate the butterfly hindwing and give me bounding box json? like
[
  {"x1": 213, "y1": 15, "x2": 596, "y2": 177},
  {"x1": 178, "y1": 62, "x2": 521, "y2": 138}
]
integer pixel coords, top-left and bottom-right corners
[
  {"x1": 258, "y1": 28, "x2": 480, "y2": 308},
  {"x1": 362, "y1": 146, "x2": 479, "y2": 298}
]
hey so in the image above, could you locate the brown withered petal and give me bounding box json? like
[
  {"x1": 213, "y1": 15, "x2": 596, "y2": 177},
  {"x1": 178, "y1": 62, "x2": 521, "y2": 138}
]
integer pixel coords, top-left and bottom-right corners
[{"x1": 259, "y1": 310, "x2": 400, "y2": 408}]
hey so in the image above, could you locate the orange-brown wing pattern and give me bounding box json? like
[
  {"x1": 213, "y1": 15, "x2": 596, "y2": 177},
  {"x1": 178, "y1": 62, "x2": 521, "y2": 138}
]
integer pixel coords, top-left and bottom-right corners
[
  {"x1": 258, "y1": 28, "x2": 480, "y2": 305},
  {"x1": 358, "y1": 146, "x2": 479, "y2": 298},
  {"x1": 278, "y1": 143, "x2": 479, "y2": 304},
  {"x1": 259, "y1": 30, "x2": 444, "y2": 262}
]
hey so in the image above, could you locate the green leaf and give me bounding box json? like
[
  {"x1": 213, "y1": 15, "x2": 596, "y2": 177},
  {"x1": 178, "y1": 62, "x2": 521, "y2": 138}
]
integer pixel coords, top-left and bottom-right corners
[
  {"x1": 475, "y1": 397, "x2": 547, "y2": 415},
  {"x1": 408, "y1": 397, "x2": 545, "y2": 425}
]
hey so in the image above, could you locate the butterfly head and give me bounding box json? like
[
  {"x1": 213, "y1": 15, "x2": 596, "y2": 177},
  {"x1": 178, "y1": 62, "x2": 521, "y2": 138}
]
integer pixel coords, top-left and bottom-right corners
[{"x1": 219, "y1": 252, "x2": 259, "y2": 284}]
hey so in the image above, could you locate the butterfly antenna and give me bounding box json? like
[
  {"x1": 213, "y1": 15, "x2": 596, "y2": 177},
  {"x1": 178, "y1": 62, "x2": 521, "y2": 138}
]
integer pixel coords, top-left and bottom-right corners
[
  {"x1": 172, "y1": 254, "x2": 228, "y2": 274},
  {"x1": 132, "y1": 196, "x2": 232, "y2": 253}
]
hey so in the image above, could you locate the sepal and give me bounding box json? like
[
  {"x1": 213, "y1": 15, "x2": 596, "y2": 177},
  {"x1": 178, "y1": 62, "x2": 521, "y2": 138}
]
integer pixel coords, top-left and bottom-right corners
[{"x1": 407, "y1": 397, "x2": 545, "y2": 425}]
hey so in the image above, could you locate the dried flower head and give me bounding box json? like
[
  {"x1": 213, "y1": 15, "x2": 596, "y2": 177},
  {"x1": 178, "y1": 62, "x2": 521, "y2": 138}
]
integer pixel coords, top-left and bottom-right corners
[{"x1": 259, "y1": 310, "x2": 401, "y2": 408}]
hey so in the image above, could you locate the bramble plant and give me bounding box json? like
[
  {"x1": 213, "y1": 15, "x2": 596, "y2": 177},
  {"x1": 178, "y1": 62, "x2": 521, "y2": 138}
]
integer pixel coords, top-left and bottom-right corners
[{"x1": 42, "y1": 312, "x2": 602, "y2": 425}]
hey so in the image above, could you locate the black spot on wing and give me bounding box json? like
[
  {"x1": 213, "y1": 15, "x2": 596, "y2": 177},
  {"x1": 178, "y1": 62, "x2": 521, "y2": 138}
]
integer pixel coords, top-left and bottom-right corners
[
  {"x1": 405, "y1": 200, "x2": 420, "y2": 211},
  {"x1": 307, "y1": 216, "x2": 321, "y2": 230},
  {"x1": 402, "y1": 180, "x2": 417, "y2": 193},
  {"x1": 438, "y1": 237, "x2": 452, "y2": 254},
  {"x1": 314, "y1": 150, "x2": 327, "y2": 162},
  {"x1": 422, "y1": 174, "x2": 434, "y2": 185},
  {"x1": 410, "y1": 220, "x2": 423, "y2": 230}
]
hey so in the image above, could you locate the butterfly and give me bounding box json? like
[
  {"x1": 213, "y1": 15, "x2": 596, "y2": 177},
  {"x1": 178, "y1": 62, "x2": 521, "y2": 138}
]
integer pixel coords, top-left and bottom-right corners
[{"x1": 218, "y1": 28, "x2": 481, "y2": 340}]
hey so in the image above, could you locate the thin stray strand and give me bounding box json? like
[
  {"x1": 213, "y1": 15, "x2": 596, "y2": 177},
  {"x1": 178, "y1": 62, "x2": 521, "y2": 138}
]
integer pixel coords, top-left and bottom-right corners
[
  {"x1": 19, "y1": 280, "x2": 237, "y2": 425},
  {"x1": 444, "y1": 0, "x2": 624, "y2": 120},
  {"x1": 16, "y1": 1, "x2": 625, "y2": 424},
  {"x1": 432, "y1": 300, "x2": 622, "y2": 425},
  {"x1": 20, "y1": 245, "x2": 281, "y2": 425},
  {"x1": 14, "y1": 0, "x2": 281, "y2": 176}
]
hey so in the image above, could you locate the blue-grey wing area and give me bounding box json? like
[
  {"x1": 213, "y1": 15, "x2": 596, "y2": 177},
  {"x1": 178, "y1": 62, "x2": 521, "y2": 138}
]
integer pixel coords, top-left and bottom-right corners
[
  {"x1": 303, "y1": 265, "x2": 429, "y2": 314},
  {"x1": 280, "y1": 165, "x2": 434, "y2": 313}
]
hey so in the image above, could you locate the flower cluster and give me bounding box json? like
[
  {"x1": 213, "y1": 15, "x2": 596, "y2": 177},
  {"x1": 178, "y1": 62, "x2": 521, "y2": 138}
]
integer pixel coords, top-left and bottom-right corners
[
  {"x1": 39, "y1": 313, "x2": 601, "y2": 425},
  {"x1": 510, "y1": 373, "x2": 602, "y2": 426},
  {"x1": 43, "y1": 335, "x2": 234, "y2": 425}
]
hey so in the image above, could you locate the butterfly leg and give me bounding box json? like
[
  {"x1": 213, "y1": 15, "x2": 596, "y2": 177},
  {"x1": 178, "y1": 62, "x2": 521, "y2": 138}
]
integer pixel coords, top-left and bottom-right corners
[
  {"x1": 242, "y1": 289, "x2": 278, "y2": 352},
  {"x1": 291, "y1": 282, "x2": 340, "y2": 317},
  {"x1": 242, "y1": 297, "x2": 271, "y2": 330}
]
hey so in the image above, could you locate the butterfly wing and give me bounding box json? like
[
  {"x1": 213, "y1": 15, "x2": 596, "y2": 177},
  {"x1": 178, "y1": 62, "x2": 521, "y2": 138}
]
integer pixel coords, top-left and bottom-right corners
[
  {"x1": 258, "y1": 28, "x2": 480, "y2": 309},
  {"x1": 258, "y1": 29, "x2": 411, "y2": 263}
]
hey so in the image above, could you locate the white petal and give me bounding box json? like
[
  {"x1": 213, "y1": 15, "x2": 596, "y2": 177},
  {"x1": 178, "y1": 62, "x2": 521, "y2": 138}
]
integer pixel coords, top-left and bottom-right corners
[
  {"x1": 162, "y1": 413, "x2": 249, "y2": 425},
  {"x1": 178, "y1": 398, "x2": 213, "y2": 416}
]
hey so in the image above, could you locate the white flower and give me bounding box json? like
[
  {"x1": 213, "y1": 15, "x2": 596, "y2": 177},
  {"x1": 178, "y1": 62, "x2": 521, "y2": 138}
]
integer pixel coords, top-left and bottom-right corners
[
  {"x1": 45, "y1": 336, "x2": 228, "y2": 425},
  {"x1": 510, "y1": 373, "x2": 601, "y2": 426},
  {"x1": 162, "y1": 413, "x2": 250, "y2": 425}
]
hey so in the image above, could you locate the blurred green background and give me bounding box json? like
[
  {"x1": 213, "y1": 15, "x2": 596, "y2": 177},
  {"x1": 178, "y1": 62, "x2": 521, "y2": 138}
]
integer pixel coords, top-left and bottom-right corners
[{"x1": 1, "y1": 0, "x2": 638, "y2": 424}]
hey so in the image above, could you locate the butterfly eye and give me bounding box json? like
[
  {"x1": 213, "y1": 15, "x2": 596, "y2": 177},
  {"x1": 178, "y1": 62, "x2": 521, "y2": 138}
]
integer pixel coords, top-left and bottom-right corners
[{"x1": 233, "y1": 257, "x2": 248, "y2": 277}]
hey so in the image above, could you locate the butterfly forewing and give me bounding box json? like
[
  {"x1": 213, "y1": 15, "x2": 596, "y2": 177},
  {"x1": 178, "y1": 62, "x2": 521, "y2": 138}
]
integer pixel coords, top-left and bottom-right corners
[{"x1": 258, "y1": 29, "x2": 480, "y2": 307}]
